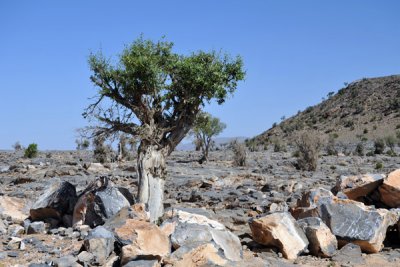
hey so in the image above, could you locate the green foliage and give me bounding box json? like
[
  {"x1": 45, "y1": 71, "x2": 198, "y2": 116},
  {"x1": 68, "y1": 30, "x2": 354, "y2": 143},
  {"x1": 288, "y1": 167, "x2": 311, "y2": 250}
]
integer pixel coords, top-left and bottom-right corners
[
  {"x1": 24, "y1": 143, "x2": 38, "y2": 158},
  {"x1": 363, "y1": 128, "x2": 368, "y2": 134},
  {"x1": 374, "y1": 138, "x2": 386, "y2": 154},
  {"x1": 385, "y1": 135, "x2": 396, "y2": 152},
  {"x1": 192, "y1": 112, "x2": 226, "y2": 161},
  {"x1": 85, "y1": 36, "x2": 245, "y2": 155},
  {"x1": 366, "y1": 151, "x2": 374, "y2": 157},
  {"x1": 375, "y1": 162, "x2": 384, "y2": 170},
  {"x1": 355, "y1": 142, "x2": 364, "y2": 156},
  {"x1": 76, "y1": 138, "x2": 90, "y2": 150}
]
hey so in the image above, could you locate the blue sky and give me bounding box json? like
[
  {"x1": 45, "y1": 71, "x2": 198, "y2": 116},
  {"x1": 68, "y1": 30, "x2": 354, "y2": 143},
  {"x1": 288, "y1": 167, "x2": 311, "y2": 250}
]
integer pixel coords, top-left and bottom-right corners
[{"x1": 1, "y1": 1, "x2": 399, "y2": 150}]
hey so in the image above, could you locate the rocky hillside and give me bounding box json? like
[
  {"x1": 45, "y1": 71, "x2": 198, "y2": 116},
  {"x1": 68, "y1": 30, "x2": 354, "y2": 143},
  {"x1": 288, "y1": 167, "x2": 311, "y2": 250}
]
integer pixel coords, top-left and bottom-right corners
[{"x1": 250, "y1": 75, "x2": 400, "y2": 146}]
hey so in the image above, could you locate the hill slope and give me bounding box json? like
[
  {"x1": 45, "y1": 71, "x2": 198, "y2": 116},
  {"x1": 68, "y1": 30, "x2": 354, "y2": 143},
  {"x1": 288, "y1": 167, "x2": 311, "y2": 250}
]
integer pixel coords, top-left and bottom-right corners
[{"x1": 250, "y1": 75, "x2": 400, "y2": 146}]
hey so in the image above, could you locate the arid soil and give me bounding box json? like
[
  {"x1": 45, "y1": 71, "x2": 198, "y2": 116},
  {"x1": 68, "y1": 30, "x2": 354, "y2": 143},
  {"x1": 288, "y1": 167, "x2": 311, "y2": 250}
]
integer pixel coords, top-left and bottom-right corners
[{"x1": 1, "y1": 148, "x2": 400, "y2": 266}]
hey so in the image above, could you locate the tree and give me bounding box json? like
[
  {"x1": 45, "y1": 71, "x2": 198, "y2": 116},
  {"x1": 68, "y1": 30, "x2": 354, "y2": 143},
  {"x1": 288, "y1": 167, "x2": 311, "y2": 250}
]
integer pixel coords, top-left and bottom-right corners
[
  {"x1": 192, "y1": 112, "x2": 226, "y2": 163},
  {"x1": 83, "y1": 37, "x2": 245, "y2": 221}
]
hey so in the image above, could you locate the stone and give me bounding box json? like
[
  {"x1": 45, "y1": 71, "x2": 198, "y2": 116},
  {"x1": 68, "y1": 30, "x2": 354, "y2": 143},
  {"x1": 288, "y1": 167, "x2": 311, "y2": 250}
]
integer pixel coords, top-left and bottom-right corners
[
  {"x1": 83, "y1": 226, "x2": 115, "y2": 265},
  {"x1": 166, "y1": 243, "x2": 229, "y2": 267},
  {"x1": 77, "y1": 251, "x2": 94, "y2": 264},
  {"x1": 320, "y1": 198, "x2": 397, "y2": 253},
  {"x1": 119, "y1": 220, "x2": 170, "y2": 265},
  {"x1": 332, "y1": 243, "x2": 364, "y2": 265},
  {"x1": 72, "y1": 177, "x2": 131, "y2": 227},
  {"x1": 297, "y1": 217, "x2": 337, "y2": 257},
  {"x1": 123, "y1": 259, "x2": 160, "y2": 267},
  {"x1": 162, "y1": 208, "x2": 242, "y2": 262},
  {"x1": 0, "y1": 196, "x2": 29, "y2": 222},
  {"x1": 249, "y1": 212, "x2": 308, "y2": 260},
  {"x1": 334, "y1": 173, "x2": 385, "y2": 201},
  {"x1": 86, "y1": 162, "x2": 108, "y2": 172},
  {"x1": 8, "y1": 224, "x2": 25, "y2": 236},
  {"x1": 52, "y1": 255, "x2": 81, "y2": 267},
  {"x1": 30, "y1": 179, "x2": 77, "y2": 221},
  {"x1": 0, "y1": 219, "x2": 6, "y2": 234},
  {"x1": 295, "y1": 187, "x2": 399, "y2": 253},
  {"x1": 379, "y1": 169, "x2": 400, "y2": 208},
  {"x1": 27, "y1": 221, "x2": 47, "y2": 234}
]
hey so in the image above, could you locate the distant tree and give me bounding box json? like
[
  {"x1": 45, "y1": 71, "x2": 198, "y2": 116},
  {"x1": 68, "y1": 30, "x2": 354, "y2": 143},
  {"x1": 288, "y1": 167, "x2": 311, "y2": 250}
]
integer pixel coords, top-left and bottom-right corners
[
  {"x1": 295, "y1": 132, "x2": 321, "y2": 171},
  {"x1": 24, "y1": 143, "x2": 38, "y2": 158},
  {"x1": 374, "y1": 138, "x2": 386, "y2": 155},
  {"x1": 83, "y1": 37, "x2": 245, "y2": 221},
  {"x1": 327, "y1": 91, "x2": 335, "y2": 98},
  {"x1": 192, "y1": 112, "x2": 226, "y2": 163},
  {"x1": 12, "y1": 141, "x2": 23, "y2": 151},
  {"x1": 76, "y1": 138, "x2": 90, "y2": 150}
]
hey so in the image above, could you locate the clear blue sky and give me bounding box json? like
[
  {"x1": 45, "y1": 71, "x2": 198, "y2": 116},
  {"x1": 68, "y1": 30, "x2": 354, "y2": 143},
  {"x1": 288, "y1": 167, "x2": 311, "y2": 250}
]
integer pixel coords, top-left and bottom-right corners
[{"x1": 1, "y1": 1, "x2": 399, "y2": 150}]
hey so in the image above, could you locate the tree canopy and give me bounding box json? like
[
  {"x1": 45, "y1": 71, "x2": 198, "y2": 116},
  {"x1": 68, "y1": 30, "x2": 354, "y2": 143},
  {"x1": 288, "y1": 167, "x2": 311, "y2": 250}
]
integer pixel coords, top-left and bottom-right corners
[{"x1": 84, "y1": 37, "x2": 245, "y2": 155}]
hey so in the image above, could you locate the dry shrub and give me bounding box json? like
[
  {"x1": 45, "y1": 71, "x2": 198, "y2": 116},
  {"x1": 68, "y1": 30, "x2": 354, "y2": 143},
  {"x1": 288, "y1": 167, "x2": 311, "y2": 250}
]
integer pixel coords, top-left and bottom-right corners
[
  {"x1": 231, "y1": 140, "x2": 247, "y2": 166},
  {"x1": 294, "y1": 131, "x2": 321, "y2": 171}
]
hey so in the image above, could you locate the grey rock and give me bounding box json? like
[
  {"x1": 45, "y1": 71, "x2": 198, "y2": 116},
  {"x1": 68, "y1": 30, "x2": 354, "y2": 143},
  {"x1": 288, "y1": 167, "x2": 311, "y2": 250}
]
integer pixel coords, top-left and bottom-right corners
[
  {"x1": 332, "y1": 243, "x2": 364, "y2": 265},
  {"x1": 30, "y1": 179, "x2": 77, "y2": 221},
  {"x1": 27, "y1": 221, "x2": 47, "y2": 234},
  {"x1": 53, "y1": 255, "x2": 81, "y2": 267},
  {"x1": 0, "y1": 219, "x2": 6, "y2": 234},
  {"x1": 83, "y1": 226, "x2": 115, "y2": 265},
  {"x1": 8, "y1": 224, "x2": 25, "y2": 236}
]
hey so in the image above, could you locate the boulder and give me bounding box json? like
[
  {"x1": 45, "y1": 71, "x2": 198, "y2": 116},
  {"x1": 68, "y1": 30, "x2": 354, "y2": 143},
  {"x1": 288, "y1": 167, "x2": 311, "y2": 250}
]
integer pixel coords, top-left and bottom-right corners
[
  {"x1": 249, "y1": 212, "x2": 308, "y2": 260},
  {"x1": 72, "y1": 177, "x2": 132, "y2": 227},
  {"x1": 162, "y1": 208, "x2": 242, "y2": 262},
  {"x1": 0, "y1": 196, "x2": 29, "y2": 222},
  {"x1": 297, "y1": 217, "x2": 337, "y2": 257},
  {"x1": 83, "y1": 226, "x2": 115, "y2": 266},
  {"x1": 334, "y1": 173, "x2": 385, "y2": 201},
  {"x1": 379, "y1": 169, "x2": 400, "y2": 208},
  {"x1": 30, "y1": 179, "x2": 77, "y2": 221},
  {"x1": 295, "y1": 187, "x2": 399, "y2": 253},
  {"x1": 119, "y1": 219, "x2": 170, "y2": 265}
]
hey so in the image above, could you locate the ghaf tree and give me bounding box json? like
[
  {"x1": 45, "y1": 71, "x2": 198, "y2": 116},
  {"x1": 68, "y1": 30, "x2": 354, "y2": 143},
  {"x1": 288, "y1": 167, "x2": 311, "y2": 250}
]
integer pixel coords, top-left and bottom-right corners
[{"x1": 84, "y1": 37, "x2": 245, "y2": 221}]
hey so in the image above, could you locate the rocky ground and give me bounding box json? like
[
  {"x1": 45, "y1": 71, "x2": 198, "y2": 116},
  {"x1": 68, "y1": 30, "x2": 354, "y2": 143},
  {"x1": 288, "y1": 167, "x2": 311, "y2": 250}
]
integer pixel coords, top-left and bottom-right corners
[{"x1": 0, "y1": 147, "x2": 400, "y2": 267}]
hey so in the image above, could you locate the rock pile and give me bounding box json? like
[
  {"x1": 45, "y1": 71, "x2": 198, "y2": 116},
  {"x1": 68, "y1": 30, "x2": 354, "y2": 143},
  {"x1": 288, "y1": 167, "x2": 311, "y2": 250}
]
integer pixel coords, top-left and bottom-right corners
[{"x1": 249, "y1": 169, "x2": 400, "y2": 260}]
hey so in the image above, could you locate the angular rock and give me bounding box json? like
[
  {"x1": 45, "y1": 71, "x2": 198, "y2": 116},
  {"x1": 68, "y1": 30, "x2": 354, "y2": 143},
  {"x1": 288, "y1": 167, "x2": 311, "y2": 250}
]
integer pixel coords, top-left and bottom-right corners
[
  {"x1": 249, "y1": 212, "x2": 308, "y2": 260},
  {"x1": 30, "y1": 179, "x2": 77, "y2": 221},
  {"x1": 297, "y1": 217, "x2": 337, "y2": 257},
  {"x1": 83, "y1": 226, "x2": 115, "y2": 265},
  {"x1": 86, "y1": 162, "x2": 108, "y2": 172},
  {"x1": 27, "y1": 221, "x2": 47, "y2": 234},
  {"x1": 119, "y1": 219, "x2": 170, "y2": 265},
  {"x1": 52, "y1": 255, "x2": 81, "y2": 267},
  {"x1": 379, "y1": 169, "x2": 400, "y2": 208},
  {"x1": 334, "y1": 173, "x2": 385, "y2": 201},
  {"x1": 0, "y1": 219, "x2": 6, "y2": 234},
  {"x1": 332, "y1": 243, "x2": 364, "y2": 265},
  {"x1": 162, "y1": 208, "x2": 242, "y2": 262},
  {"x1": 321, "y1": 198, "x2": 398, "y2": 253},
  {"x1": 295, "y1": 187, "x2": 399, "y2": 253},
  {"x1": 0, "y1": 196, "x2": 29, "y2": 222},
  {"x1": 72, "y1": 177, "x2": 132, "y2": 227},
  {"x1": 166, "y1": 243, "x2": 229, "y2": 267}
]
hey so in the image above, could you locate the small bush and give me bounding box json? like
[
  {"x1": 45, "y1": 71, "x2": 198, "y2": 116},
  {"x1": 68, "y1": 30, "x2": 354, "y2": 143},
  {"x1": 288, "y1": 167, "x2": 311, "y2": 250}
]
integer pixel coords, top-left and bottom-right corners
[
  {"x1": 93, "y1": 136, "x2": 114, "y2": 163},
  {"x1": 273, "y1": 140, "x2": 286, "y2": 152},
  {"x1": 374, "y1": 139, "x2": 386, "y2": 154},
  {"x1": 295, "y1": 132, "x2": 321, "y2": 171},
  {"x1": 354, "y1": 142, "x2": 364, "y2": 156},
  {"x1": 396, "y1": 124, "x2": 400, "y2": 129},
  {"x1": 231, "y1": 140, "x2": 247, "y2": 167},
  {"x1": 375, "y1": 162, "x2": 384, "y2": 170},
  {"x1": 366, "y1": 151, "x2": 374, "y2": 157},
  {"x1": 363, "y1": 128, "x2": 368, "y2": 134},
  {"x1": 326, "y1": 136, "x2": 338, "y2": 156},
  {"x1": 24, "y1": 143, "x2": 38, "y2": 158},
  {"x1": 385, "y1": 135, "x2": 396, "y2": 152}
]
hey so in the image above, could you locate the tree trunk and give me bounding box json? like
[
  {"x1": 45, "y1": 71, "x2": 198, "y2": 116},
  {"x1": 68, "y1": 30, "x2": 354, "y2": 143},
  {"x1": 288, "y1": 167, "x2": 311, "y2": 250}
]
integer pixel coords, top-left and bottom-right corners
[{"x1": 137, "y1": 144, "x2": 167, "y2": 222}]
